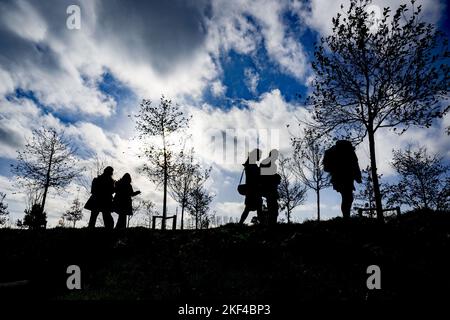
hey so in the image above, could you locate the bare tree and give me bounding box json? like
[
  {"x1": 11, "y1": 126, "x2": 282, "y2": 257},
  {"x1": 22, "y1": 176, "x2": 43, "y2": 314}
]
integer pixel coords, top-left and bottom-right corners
[
  {"x1": 278, "y1": 155, "x2": 307, "y2": 223},
  {"x1": 308, "y1": 0, "x2": 449, "y2": 221},
  {"x1": 386, "y1": 146, "x2": 449, "y2": 211},
  {"x1": 187, "y1": 168, "x2": 214, "y2": 229},
  {"x1": 11, "y1": 128, "x2": 82, "y2": 215},
  {"x1": 136, "y1": 199, "x2": 157, "y2": 228},
  {"x1": 79, "y1": 155, "x2": 108, "y2": 197},
  {"x1": 127, "y1": 198, "x2": 143, "y2": 227},
  {"x1": 354, "y1": 166, "x2": 386, "y2": 217},
  {"x1": 168, "y1": 147, "x2": 200, "y2": 230},
  {"x1": 0, "y1": 192, "x2": 9, "y2": 226},
  {"x1": 136, "y1": 96, "x2": 190, "y2": 229},
  {"x1": 62, "y1": 197, "x2": 83, "y2": 227},
  {"x1": 292, "y1": 130, "x2": 331, "y2": 221}
]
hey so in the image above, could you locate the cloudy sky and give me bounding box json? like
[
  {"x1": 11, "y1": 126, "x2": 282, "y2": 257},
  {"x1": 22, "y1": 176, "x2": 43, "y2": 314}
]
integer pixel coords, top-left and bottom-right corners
[{"x1": 0, "y1": 0, "x2": 449, "y2": 227}]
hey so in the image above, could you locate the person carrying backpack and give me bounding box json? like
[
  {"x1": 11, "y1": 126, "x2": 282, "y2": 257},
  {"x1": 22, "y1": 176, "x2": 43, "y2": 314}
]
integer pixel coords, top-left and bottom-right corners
[
  {"x1": 84, "y1": 166, "x2": 116, "y2": 229},
  {"x1": 323, "y1": 140, "x2": 362, "y2": 219}
]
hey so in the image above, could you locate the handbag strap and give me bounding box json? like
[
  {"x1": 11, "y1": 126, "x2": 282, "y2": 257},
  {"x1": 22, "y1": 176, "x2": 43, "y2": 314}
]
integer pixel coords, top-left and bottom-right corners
[{"x1": 239, "y1": 168, "x2": 245, "y2": 184}]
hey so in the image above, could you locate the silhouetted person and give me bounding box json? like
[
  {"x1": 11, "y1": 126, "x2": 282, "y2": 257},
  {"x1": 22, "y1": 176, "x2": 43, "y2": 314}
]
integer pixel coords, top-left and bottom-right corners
[
  {"x1": 260, "y1": 149, "x2": 281, "y2": 225},
  {"x1": 113, "y1": 173, "x2": 141, "y2": 229},
  {"x1": 85, "y1": 166, "x2": 115, "y2": 229},
  {"x1": 323, "y1": 140, "x2": 362, "y2": 219},
  {"x1": 239, "y1": 149, "x2": 262, "y2": 224}
]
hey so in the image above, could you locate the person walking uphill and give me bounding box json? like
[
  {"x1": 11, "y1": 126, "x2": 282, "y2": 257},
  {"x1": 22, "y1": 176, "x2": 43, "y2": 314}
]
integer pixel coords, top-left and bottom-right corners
[
  {"x1": 323, "y1": 140, "x2": 362, "y2": 219},
  {"x1": 113, "y1": 173, "x2": 141, "y2": 229},
  {"x1": 85, "y1": 166, "x2": 116, "y2": 229},
  {"x1": 239, "y1": 149, "x2": 262, "y2": 224}
]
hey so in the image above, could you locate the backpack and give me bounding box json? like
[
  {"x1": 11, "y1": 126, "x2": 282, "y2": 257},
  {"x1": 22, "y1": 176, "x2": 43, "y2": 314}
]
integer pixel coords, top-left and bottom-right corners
[
  {"x1": 322, "y1": 146, "x2": 336, "y2": 173},
  {"x1": 273, "y1": 173, "x2": 281, "y2": 185}
]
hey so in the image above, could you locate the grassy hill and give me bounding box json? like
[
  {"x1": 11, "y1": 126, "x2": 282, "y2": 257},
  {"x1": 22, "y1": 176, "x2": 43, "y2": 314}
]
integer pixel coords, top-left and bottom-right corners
[{"x1": 0, "y1": 210, "x2": 449, "y2": 301}]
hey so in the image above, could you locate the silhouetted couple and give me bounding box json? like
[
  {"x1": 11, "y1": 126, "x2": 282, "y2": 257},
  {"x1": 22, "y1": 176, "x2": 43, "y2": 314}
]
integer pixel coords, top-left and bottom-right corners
[
  {"x1": 84, "y1": 166, "x2": 141, "y2": 229},
  {"x1": 239, "y1": 149, "x2": 281, "y2": 225},
  {"x1": 323, "y1": 140, "x2": 362, "y2": 219}
]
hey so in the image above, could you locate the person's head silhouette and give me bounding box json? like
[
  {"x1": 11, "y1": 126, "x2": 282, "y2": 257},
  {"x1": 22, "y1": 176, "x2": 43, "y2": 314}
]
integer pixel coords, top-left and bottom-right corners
[
  {"x1": 336, "y1": 140, "x2": 354, "y2": 151},
  {"x1": 120, "y1": 173, "x2": 132, "y2": 184},
  {"x1": 245, "y1": 148, "x2": 262, "y2": 165},
  {"x1": 268, "y1": 149, "x2": 279, "y2": 160},
  {"x1": 103, "y1": 166, "x2": 114, "y2": 176}
]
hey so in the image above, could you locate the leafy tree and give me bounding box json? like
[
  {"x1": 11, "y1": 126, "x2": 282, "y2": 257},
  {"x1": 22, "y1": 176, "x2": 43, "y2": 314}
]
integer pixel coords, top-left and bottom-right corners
[
  {"x1": 308, "y1": 0, "x2": 449, "y2": 221},
  {"x1": 16, "y1": 219, "x2": 25, "y2": 229},
  {"x1": 62, "y1": 197, "x2": 83, "y2": 228},
  {"x1": 0, "y1": 192, "x2": 9, "y2": 226},
  {"x1": 23, "y1": 204, "x2": 47, "y2": 230},
  {"x1": 292, "y1": 130, "x2": 331, "y2": 221},
  {"x1": 11, "y1": 128, "x2": 82, "y2": 215},
  {"x1": 22, "y1": 189, "x2": 46, "y2": 229},
  {"x1": 278, "y1": 155, "x2": 307, "y2": 223},
  {"x1": 136, "y1": 96, "x2": 190, "y2": 229},
  {"x1": 386, "y1": 146, "x2": 449, "y2": 211}
]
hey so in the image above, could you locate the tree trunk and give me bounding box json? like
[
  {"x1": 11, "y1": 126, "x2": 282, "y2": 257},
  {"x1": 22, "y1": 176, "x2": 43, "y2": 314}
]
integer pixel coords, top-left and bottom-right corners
[
  {"x1": 41, "y1": 146, "x2": 54, "y2": 216},
  {"x1": 287, "y1": 207, "x2": 291, "y2": 224},
  {"x1": 419, "y1": 180, "x2": 429, "y2": 210},
  {"x1": 162, "y1": 168, "x2": 167, "y2": 230},
  {"x1": 367, "y1": 128, "x2": 384, "y2": 222},
  {"x1": 195, "y1": 210, "x2": 199, "y2": 230},
  {"x1": 316, "y1": 188, "x2": 320, "y2": 221},
  {"x1": 41, "y1": 184, "x2": 49, "y2": 216},
  {"x1": 180, "y1": 203, "x2": 185, "y2": 230},
  {"x1": 162, "y1": 136, "x2": 167, "y2": 230}
]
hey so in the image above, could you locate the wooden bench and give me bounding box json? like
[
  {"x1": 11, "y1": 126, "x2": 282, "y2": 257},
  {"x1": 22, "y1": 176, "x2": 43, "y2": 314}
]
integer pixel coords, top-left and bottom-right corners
[{"x1": 152, "y1": 215, "x2": 177, "y2": 230}]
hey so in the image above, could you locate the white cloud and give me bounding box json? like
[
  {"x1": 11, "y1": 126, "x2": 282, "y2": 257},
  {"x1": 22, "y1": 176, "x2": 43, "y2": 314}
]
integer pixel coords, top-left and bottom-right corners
[
  {"x1": 244, "y1": 68, "x2": 259, "y2": 94},
  {"x1": 297, "y1": 0, "x2": 444, "y2": 36},
  {"x1": 0, "y1": 0, "x2": 48, "y2": 42},
  {"x1": 211, "y1": 80, "x2": 227, "y2": 97},
  {"x1": 0, "y1": 0, "x2": 448, "y2": 228},
  {"x1": 206, "y1": 0, "x2": 310, "y2": 81},
  {"x1": 246, "y1": 0, "x2": 309, "y2": 79},
  {"x1": 189, "y1": 89, "x2": 308, "y2": 173},
  {"x1": 355, "y1": 114, "x2": 450, "y2": 177},
  {"x1": 0, "y1": 68, "x2": 15, "y2": 96}
]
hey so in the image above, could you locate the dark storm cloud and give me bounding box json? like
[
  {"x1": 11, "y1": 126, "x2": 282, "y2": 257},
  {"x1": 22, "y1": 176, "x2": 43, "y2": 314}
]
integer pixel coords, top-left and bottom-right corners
[
  {"x1": 0, "y1": 0, "x2": 213, "y2": 114},
  {"x1": 93, "y1": 0, "x2": 210, "y2": 74},
  {"x1": 10, "y1": 0, "x2": 211, "y2": 73},
  {"x1": 0, "y1": 125, "x2": 23, "y2": 148},
  {"x1": 0, "y1": 0, "x2": 209, "y2": 73},
  {"x1": 0, "y1": 0, "x2": 210, "y2": 73},
  {"x1": 0, "y1": 28, "x2": 61, "y2": 77}
]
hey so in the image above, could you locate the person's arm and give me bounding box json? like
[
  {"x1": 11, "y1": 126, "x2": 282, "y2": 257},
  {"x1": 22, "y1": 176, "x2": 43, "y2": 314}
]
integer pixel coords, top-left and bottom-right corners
[{"x1": 130, "y1": 185, "x2": 141, "y2": 197}]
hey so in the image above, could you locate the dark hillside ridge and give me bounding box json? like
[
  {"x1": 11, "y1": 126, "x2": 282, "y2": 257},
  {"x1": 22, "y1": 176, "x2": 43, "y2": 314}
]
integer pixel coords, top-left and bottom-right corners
[{"x1": 0, "y1": 210, "x2": 449, "y2": 301}]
